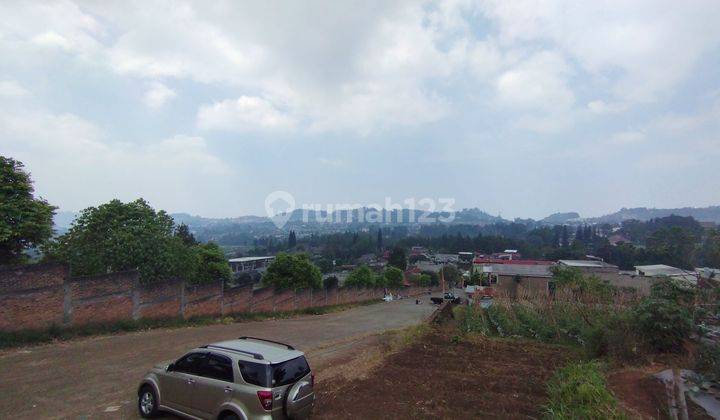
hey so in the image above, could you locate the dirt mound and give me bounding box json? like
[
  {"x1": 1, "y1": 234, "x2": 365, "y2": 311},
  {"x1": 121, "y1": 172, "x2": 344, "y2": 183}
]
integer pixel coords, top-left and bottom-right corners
[{"x1": 314, "y1": 327, "x2": 577, "y2": 419}]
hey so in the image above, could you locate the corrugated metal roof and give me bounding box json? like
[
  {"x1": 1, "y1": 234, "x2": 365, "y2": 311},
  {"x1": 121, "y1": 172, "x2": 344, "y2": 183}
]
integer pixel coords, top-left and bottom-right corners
[
  {"x1": 558, "y1": 260, "x2": 618, "y2": 269},
  {"x1": 488, "y1": 263, "x2": 553, "y2": 278}
]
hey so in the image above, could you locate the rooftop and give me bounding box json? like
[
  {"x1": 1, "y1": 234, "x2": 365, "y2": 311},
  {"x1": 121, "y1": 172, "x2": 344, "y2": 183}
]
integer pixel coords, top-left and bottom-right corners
[
  {"x1": 635, "y1": 264, "x2": 696, "y2": 279},
  {"x1": 205, "y1": 338, "x2": 303, "y2": 364},
  {"x1": 558, "y1": 260, "x2": 618, "y2": 269},
  {"x1": 228, "y1": 256, "x2": 275, "y2": 263},
  {"x1": 488, "y1": 263, "x2": 553, "y2": 278}
]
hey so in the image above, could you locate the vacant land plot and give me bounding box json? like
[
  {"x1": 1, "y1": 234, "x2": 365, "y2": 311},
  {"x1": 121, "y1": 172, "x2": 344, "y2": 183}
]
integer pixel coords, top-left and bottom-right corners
[
  {"x1": 314, "y1": 325, "x2": 578, "y2": 419},
  {"x1": 0, "y1": 298, "x2": 436, "y2": 419}
]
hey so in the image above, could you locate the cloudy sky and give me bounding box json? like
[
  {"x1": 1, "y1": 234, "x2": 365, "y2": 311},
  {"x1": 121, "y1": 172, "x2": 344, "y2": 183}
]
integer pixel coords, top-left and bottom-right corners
[{"x1": 1, "y1": 0, "x2": 719, "y2": 219}]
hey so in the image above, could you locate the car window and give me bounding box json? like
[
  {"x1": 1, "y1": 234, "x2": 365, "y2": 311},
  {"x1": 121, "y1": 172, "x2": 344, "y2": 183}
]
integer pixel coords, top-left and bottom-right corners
[
  {"x1": 173, "y1": 352, "x2": 206, "y2": 375},
  {"x1": 238, "y1": 360, "x2": 270, "y2": 387},
  {"x1": 271, "y1": 356, "x2": 310, "y2": 387},
  {"x1": 199, "y1": 353, "x2": 234, "y2": 382}
]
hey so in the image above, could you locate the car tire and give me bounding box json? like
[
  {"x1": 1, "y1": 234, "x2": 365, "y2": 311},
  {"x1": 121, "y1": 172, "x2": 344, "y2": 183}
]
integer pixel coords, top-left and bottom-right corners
[
  {"x1": 220, "y1": 413, "x2": 240, "y2": 420},
  {"x1": 138, "y1": 385, "x2": 159, "y2": 418}
]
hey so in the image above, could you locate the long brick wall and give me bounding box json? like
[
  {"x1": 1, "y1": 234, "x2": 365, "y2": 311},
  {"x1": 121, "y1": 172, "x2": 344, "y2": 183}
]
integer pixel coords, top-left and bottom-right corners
[{"x1": 0, "y1": 263, "x2": 427, "y2": 332}]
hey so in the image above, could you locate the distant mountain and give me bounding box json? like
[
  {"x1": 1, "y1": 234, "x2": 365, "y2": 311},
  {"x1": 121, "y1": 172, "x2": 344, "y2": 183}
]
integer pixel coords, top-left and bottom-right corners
[
  {"x1": 539, "y1": 212, "x2": 581, "y2": 225},
  {"x1": 588, "y1": 206, "x2": 720, "y2": 224}
]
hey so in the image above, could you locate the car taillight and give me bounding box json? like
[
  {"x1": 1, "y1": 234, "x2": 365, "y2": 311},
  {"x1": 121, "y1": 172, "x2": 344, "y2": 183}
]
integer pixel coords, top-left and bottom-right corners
[
  {"x1": 257, "y1": 390, "x2": 273, "y2": 411},
  {"x1": 311, "y1": 373, "x2": 315, "y2": 387}
]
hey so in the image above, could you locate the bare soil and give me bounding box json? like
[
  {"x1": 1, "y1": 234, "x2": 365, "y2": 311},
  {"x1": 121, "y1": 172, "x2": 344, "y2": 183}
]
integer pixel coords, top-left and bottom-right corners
[
  {"x1": 313, "y1": 324, "x2": 578, "y2": 419},
  {"x1": 608, "y1": 367, "x2": 714, "y2": 420},
  {"x1": 0, "y1": 298, "x2": 436, "y2": 419}
]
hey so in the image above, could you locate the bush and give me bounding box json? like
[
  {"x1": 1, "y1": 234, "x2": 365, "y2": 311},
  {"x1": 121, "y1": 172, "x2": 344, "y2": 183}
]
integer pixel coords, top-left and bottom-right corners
[
  {"x1": 633, "y1": 298, "x2": 693, "y2": 352},
  {"x1": 544, "y1": 361, "x2": 625, "y2": 420},
  {"x1": 695, "y1": 343, "x2": 720, "y2": 382}
]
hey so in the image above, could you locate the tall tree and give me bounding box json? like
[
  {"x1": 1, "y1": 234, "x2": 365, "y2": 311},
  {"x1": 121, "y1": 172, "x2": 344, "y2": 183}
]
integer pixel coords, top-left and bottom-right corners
[
  {"x1": 575, "y1": 225, "x2": 584, "y2": 242},
  {"x1": 0, "y1": 156, "x2": 56, "y2": 265},
  {"x1": 175, "y1": 223, "x2": 197, "y2": 246},
  {"x1": 288, "y1": 230, "x2": 297, "y2": 248},
  {"x1": 388, "y1": 246, "x2": 407, "y2": 270},
  {"x1": 561, "y1": 225, "x2": 569, "y2": 247},
  {"x1": 376, "y1": 228, "x2": 383, "y2": 251}
]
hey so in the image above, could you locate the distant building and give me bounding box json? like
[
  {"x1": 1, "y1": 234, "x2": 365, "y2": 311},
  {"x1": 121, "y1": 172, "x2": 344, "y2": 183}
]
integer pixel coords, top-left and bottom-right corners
[
  {"x1": 557, "y1": 259, "x2": 619, "y2": 282},
  {"x1": 635, "y1": 264, "x2": 697, "y2": 284},
  {"x1": 228, "y1": 256, "x2": 275, "y2": 275},
  {"x1": 484, "y1": 261, "x2": 555, "y2": 297}
]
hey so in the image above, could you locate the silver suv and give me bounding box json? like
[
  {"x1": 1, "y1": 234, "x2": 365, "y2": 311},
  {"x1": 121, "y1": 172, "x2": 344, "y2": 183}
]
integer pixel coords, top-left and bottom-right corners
[{"x1": 137, "y1": 337, "x2": 315, "y2": 419}]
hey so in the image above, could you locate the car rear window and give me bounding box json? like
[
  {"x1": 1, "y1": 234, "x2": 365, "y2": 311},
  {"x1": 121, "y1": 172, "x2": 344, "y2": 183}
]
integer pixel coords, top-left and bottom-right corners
[
  {"x1": 271, "y1": 356, "x2": 310, "y2": 387},
  {"x1": 238, "y1": 356, "x2": 310, "y2": 388}
]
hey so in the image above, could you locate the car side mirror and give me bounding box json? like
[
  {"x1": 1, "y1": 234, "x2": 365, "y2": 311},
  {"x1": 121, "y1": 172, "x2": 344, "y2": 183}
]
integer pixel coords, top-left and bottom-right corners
[{"x1": 167, "y1": 363, "x2": 175, "y2": 372}]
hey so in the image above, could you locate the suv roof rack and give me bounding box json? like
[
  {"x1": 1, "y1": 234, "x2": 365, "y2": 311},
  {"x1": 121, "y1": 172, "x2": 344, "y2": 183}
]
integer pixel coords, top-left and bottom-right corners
[
  {"x1": 238, "y1": 336, "x2": 295, "y2": 350},
  {"x1": 201, "y1": 344, "x2": 264, "y2": 360}
]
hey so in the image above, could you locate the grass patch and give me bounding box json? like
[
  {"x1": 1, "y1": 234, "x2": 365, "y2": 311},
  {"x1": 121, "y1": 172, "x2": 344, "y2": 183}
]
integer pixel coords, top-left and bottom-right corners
[
  {"x1": 0, "y1": 299, "x2": 382, "y2": 350},
  {"x1": 544, "y1": 360, "x2": 626, "y2": 420}
]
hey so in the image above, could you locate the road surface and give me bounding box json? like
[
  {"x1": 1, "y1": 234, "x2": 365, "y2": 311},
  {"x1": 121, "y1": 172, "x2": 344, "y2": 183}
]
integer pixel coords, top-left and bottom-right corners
[{"x1": 0, "y1": 297, "x2": 436, "y2": 419}]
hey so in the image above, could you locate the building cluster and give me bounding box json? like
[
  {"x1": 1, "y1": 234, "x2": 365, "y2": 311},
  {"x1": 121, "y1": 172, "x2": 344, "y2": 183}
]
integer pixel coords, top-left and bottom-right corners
[{"x1": 467, "y1": 252, "x2": 715, "y2": 297}]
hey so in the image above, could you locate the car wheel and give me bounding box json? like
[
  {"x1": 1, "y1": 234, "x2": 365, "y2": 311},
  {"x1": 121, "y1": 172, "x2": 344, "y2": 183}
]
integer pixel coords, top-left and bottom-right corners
[
  {"x1": 220, "y1": 413, "x2": 240, "y2": 420},
  {"x1": 138, "y1": 385, "x2": 159, "y2": 418}
]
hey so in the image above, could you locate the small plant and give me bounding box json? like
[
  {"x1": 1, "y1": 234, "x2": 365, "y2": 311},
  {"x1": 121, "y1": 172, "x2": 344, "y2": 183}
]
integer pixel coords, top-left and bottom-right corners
[{"x1": 544, "y1": 361, "x2": 625, "y2": 420}]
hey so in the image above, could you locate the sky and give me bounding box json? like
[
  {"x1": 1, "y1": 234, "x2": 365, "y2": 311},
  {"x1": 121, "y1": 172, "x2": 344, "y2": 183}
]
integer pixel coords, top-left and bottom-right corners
[{"x1": 1, "y1": 0, "x2": 719, "y2": 220}]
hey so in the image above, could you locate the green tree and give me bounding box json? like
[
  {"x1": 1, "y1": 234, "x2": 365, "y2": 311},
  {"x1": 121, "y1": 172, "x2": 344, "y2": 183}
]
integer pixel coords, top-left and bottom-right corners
[
  {"x1": 388, "y1": 246, "x2": 407, "y2": 270},
  {"x1": 45, "y1": 199, "x2": 189, "y2": 284},
  {"x1": 262, "y1": 252, "x2": 322, "y2": 290},
  {"x1": 646, "y1": 226, "x2": 697, "y2": 269},
  {"x1": 700, "y1": 229, "x2": 720, "y2": 268},
  {"x1": 0, "y1": 156, "x2": 56, "y2": 265},
  {"x1": 383, "y1": 266, "x2": 404, "y2": 288},
  {"x1": 376, "y1": 228, "x2": 383, "y2": 250},
  {"x1": 441, "y1": 264, "x2": 460, "y2": 286},
  {"x1": 175, "y1": 223, "x2": 197, "y2": 246},
  {"x1": 345, "y1": 264, "x2": 377, "y2": 288},
  {"x1": 288, "y1": 230, "x2": 297, "y2": 248},
  {"x1": 192, "y1": 242, "x2": 232, "y2": 285}
]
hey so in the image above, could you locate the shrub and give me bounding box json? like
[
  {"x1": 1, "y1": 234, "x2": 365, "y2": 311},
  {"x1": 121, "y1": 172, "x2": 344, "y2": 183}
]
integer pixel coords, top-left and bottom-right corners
[
  {"x1": 695, "y1": 343, "x2": 720, "y2": 382},
  {"x1": 544, "y1": 361, "x2": 625, "y2": 420},
  {"x1": 633, "y1": 298, "x2": 693, "y2": 352}
]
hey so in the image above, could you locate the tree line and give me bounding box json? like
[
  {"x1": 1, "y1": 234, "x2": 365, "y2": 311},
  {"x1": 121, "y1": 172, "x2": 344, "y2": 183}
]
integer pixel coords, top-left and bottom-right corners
[{"x1": 0, "y1": 155, "x2": 231, "y2": 285}]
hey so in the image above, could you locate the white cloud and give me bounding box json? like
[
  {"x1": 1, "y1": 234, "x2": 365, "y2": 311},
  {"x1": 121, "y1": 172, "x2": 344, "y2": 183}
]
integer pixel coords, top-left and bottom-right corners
[
  {"x1": 610, "y1": 130, "x2": 646, "y2": 144},
  {"x1": 587, "y1": 100, "x2": 627, "y2": 115},
  {"x1": 496, "y1": 51, "x2": 574, "y2": 110},
  {"x1": 480, "y1": 0, "x2": 720, "y2": 102},
  {"x1": 197, "y1": 96, "x2": 296, "y2": 132},
  {"x1": 0, "y1": 80, "x2": 29, "y2": 97},
  {"x1": 0, "y1": 104, "x2": 234, "y2": 213},
  {"x1": 143, "y1": 82, "x2": 176, "y2": 109}
]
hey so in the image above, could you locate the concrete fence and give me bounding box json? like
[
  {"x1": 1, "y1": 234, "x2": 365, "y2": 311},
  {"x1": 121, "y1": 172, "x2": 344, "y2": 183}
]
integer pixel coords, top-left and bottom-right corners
[{"x1": 0, "y1": 263, "x2": 428, "y2": 332}]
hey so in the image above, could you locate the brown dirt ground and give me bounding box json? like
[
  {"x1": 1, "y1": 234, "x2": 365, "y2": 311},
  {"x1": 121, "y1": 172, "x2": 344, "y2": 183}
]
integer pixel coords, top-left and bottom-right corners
[
  {"x1": 313, "y1": 324, "x2": 578, "y2": 419},
  {"x1": 608, "y1": 367, "x2": 714, "y2": 420}
]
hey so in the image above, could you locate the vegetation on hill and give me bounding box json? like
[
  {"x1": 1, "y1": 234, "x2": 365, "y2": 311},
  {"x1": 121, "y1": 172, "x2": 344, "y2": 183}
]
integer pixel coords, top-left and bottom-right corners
[{"x1": 0, "y1": 156, "x2": 56, "y2": 265}]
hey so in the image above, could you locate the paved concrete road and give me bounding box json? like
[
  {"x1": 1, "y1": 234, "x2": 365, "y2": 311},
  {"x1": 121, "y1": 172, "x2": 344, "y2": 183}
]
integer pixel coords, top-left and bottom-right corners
[{"x1": 0, "y1": 298, "x2": 436, "y2": 419}]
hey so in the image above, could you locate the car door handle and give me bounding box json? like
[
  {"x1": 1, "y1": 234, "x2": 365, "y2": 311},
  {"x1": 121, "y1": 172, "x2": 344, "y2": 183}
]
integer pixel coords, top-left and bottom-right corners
[
  {"x1": 224, "y1": 386, "x2": 232, "y2": 394},
  {"x1": 186, "y1": 378, "x2": 196, "y2": 385}
]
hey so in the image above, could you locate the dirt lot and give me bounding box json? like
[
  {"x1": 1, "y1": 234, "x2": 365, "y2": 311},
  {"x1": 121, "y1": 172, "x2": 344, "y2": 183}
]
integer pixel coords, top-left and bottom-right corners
[
  {"x1": 0, "y1": 298, "x2": 436, "y2": 419},
  {"x1": 314, "y1": 324, "x2": 578, "y2": 419}
]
